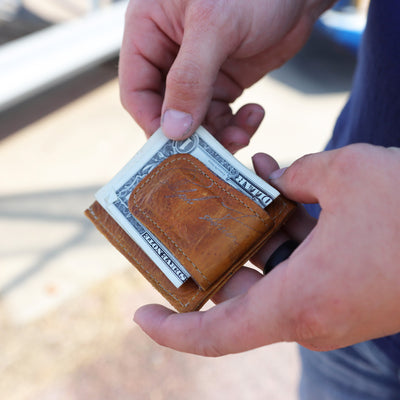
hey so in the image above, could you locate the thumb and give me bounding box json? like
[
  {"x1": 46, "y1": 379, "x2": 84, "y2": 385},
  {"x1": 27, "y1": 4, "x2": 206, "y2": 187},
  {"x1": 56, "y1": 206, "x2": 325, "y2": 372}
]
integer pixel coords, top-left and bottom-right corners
[
  {"x1": 269, "y1": 152, "x2": 334, "y2": 204},
  {"x1": 134, "y1": 264, "x2": 289, "y2": 356},
  {"x1": 161, "y1": 12, "x2": 232, "y2": 140}
]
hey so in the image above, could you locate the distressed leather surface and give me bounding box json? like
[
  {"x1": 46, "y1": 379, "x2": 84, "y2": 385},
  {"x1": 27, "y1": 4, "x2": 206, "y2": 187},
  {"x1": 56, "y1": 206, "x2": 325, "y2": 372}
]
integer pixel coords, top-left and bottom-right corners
[
  {"x1": 85, "y1": 155, "x2": 295, "y2": 312},
  {"x1": 129, "y1": 155, "x2": 273, "y2": 290}
]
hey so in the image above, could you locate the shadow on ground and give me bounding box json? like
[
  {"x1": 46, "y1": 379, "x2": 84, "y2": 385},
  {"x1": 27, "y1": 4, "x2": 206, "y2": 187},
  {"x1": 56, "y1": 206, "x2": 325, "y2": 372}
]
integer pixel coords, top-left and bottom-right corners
[{"x1": 0, "y1": 185, "x2": 101, "y2": 298}]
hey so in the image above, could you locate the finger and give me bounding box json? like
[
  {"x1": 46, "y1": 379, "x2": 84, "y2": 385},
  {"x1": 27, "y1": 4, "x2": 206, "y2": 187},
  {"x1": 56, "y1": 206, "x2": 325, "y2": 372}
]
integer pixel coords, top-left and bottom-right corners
[
  {"x1": 133, "y1": 223, "x2": 326, "y2": 356},
  {"x1": 283, "y1": 205, "x2": 317, "y2": 243},
  {"x1": 161, "y1": 10, "x2": 233, "y2": 140},
  {"x1": 231, "y1": 104, "x2": 265, "y2": 137},
  {"x1": 211, "y1": 267, "x2": 262, "y2": 304},
  {"x1": 250, "y1": 152, "x2": 316, "y2": 264},
  {"x1": 134, "y1": 267, "x2": 287, "y2": 356},
  {"x1": 268, "y1": 151, "x2": 335, "y2": 204},
  {"x1": 252, "y1": 152, "x2": 280, "y2": 178},
  {"x1": 212, "y1": 104, "x2": 265, "y2": 153},
  {"x1": 119, "y1": 8, "x2": 177, "y2": 136},
  {"x1": 250, "y1": 152, "x2": 292, "y2": 267},
  {"x1": 212, "y1": 68, "x2": 244, "y2": 104},
  {"x1": 202, "y1": 103, "x2": 265, "y2": 153},
  {"x1": 250, "y1": 230, "x2": 291, "y2": 269},
  {"x1": 249, "y1": 209, "x2": 315, "y2": 270}
]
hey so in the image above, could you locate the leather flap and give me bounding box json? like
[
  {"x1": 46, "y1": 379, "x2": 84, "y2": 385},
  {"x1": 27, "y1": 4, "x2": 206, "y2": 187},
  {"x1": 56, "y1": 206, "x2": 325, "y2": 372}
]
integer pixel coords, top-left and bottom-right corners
[{"x1": 128, "y1": 154, "x2": 273, "y2": 291}]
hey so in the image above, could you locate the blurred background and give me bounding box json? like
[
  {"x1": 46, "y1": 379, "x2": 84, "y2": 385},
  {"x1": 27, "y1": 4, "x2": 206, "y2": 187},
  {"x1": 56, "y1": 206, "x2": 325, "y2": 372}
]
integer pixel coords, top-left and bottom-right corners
[{"x1": 0, "y1": 1, "x2": 367, "y2": 399}]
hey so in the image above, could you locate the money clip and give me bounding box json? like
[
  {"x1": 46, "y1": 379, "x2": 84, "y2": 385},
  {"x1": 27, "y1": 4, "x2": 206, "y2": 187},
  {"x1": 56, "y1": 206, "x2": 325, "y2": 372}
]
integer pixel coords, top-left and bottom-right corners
[{"x1": 85, "y1": 154, "x2": 295, "y2": 312}]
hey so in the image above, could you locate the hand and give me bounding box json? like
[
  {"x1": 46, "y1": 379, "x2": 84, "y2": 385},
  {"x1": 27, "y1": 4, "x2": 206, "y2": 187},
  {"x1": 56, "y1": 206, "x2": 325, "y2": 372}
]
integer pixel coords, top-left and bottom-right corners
[
  {"x1": 134, "y1": 144, "x2": 400, "y2": 356},
  {"x1": 119, "y1": 0, "x2": 334, "y2": 151}
]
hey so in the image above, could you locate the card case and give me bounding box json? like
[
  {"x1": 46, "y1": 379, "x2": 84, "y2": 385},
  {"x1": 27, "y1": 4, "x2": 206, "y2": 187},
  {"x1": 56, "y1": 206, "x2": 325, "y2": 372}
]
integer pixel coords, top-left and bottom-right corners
[{"x1": 85, "y1": 154, "x2": 295, "y2": 312}]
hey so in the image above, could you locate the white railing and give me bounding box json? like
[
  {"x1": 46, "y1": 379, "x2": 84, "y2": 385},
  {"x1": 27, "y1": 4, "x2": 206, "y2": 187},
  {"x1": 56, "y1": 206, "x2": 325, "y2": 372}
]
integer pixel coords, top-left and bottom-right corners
[{"x1": 0, "y1": 0, "x2": 128, "y2": 112}]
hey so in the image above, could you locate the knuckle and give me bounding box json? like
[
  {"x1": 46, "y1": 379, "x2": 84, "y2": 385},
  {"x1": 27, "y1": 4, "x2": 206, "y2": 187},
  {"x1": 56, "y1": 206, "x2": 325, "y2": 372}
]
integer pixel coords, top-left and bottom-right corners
[
  {"x1": 167, "y1": 62, "x2": 201, "y2": 88},
  {"x1": 188, "y1": 0, "x2": 237, "y2": 39},
  {"x1": 196, "y1": 341, "x2": 225, "y2": 358},
  {"x1": 195, "y1": 313, "x2": 226, "y2": 357},
  {"x1": 325, "y1": 145, "x2": 370, "y2": 198},
  {"x1": 297, "y1": 309, "x2": 329, "y2": 343},
  {"x1": 285, "y1": 295, "x2": 349, "y2": 351},
  {"x1": 288, "y1": 302, "x2": 333, "y2": 346},
  {"x1": 286, "y1": 154, "x2": 314, "y2": 187},
  {"x1": 330, "y1": 146, "x2": 357, "y2": 175},
  {"x1": 166, "y1": 62, "x2": 208, "y2": 101},
  {"x1": 189, "y1": 0, "x2": 225, "y2": 25},
  {"x1": 329, "y1": 144, "x2": 370, "y2": 178}
]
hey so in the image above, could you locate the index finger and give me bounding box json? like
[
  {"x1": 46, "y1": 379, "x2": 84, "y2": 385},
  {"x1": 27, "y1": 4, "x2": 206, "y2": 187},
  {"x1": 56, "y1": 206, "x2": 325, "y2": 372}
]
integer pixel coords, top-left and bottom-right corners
[{"x1": 119, "y1": 6, "x2": 178, "y2": 136}]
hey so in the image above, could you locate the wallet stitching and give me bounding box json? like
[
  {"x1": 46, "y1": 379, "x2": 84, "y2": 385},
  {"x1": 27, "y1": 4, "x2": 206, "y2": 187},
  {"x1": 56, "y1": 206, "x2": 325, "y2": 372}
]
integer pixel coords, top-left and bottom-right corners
[
  {"x1": 87, "y1": 205, "x2": 202, "y2": 309},
  {"x1": 132, "y1": 155, "x2": 270, "y2": 286}
]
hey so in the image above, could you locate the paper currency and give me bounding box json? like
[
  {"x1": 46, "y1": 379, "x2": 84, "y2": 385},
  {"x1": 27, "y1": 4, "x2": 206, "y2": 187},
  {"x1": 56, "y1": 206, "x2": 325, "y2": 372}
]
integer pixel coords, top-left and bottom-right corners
[{"x1": 95, "y1": 126, "x2": 280, "y2": 288}]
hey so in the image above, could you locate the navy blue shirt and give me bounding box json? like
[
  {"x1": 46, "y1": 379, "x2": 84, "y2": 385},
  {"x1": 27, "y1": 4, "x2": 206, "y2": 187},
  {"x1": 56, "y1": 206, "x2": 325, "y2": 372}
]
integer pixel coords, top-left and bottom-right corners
[
  {"x1": 308, "y1": 0, "x2": 400, "y2": 362},
  {"x1": 327, "y1": 0, "x2": 400, "y2": 150}
]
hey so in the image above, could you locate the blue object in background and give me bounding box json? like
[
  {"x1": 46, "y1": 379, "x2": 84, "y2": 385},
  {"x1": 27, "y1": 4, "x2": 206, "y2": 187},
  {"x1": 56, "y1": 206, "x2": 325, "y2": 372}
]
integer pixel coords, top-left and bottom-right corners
[{"x1": 316, "y1": 0, "x2": 367, "y2": 53}]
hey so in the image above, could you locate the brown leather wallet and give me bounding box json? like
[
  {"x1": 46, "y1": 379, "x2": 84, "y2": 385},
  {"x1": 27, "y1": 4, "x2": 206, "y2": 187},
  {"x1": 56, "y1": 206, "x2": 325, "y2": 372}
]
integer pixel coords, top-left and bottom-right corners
[{"x1": 85, "y1": 154, "x2": 295, "y2": 312}]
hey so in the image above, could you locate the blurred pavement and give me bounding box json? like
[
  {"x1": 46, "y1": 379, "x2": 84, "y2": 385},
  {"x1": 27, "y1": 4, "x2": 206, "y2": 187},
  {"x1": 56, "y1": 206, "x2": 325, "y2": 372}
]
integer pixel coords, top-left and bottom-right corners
[{"x1": 0, "y1": 24, "x2": 357, "y2": 400}]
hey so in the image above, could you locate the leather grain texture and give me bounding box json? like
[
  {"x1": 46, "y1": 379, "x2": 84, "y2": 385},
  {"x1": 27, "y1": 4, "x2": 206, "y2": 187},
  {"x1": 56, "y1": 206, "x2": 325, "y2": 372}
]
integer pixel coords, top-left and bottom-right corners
[
  {"x1": 85, "y1": 155, "x2": 296, "y2": 312},
  {"x1": 129, "y1": 154, "x2": 273, "y2": 290}
]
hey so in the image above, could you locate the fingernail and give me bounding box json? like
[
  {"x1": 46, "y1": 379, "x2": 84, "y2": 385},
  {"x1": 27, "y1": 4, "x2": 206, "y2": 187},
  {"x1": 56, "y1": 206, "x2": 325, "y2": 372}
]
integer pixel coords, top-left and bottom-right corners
[
  {"x1": 251, "y1": 153, "x2": 262, "y2": 163},
  {"x1": 227, "y1": 142, "x2": 244, "y2": 153},
  {"x1": 269, "y1": 167, "x2": 287, "y2": 180},
  {"x1": 161, "y1": 109, "x2": 193, "y2": 140},
  {"x1": 133, "y1": 308, "x2": 147, "y2": 327},
  {"x1": 247, "y1": 110, "x2": 265, "y2": 128}
]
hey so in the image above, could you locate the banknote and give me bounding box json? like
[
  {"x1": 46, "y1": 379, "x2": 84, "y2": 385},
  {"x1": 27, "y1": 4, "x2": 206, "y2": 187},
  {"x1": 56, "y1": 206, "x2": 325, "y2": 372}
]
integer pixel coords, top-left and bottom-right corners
[{"x1": 95, "y1": 126, "x2": 280, "y2": 288}]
